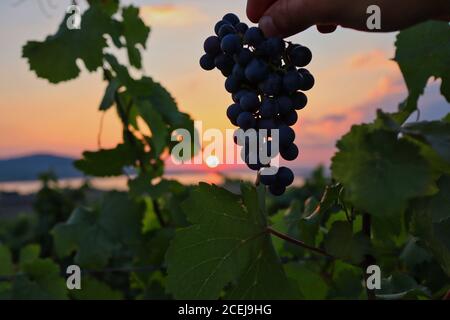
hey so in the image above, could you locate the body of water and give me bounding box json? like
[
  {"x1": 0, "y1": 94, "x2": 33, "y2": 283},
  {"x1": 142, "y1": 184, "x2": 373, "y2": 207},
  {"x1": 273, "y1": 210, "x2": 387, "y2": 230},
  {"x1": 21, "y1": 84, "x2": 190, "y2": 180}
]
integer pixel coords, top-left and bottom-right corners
[{"x1": 0, "y1": 172, "x2": 305, "y2": 195}]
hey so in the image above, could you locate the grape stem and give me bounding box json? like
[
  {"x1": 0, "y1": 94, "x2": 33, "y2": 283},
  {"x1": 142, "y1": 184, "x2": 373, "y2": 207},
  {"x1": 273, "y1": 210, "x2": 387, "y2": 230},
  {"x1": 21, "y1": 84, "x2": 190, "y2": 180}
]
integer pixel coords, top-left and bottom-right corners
[{"x1": 266, "y1": 226, "x2": 334, "y2": 259}]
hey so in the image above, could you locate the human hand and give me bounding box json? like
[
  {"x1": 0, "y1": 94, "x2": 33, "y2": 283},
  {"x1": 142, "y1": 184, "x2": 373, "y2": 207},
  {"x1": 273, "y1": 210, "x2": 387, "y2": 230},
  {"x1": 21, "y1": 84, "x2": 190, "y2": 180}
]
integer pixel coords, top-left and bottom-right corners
[{"x1": 246, "y1": 0, "x2": 450, "y2": 37}]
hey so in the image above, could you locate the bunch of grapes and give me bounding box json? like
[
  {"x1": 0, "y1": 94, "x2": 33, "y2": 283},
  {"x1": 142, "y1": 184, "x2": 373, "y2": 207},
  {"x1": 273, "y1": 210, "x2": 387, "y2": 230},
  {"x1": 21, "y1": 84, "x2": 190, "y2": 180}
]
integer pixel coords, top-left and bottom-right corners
[{"x1": 200, "y1": 13, "x2": 314, "y2": 196}]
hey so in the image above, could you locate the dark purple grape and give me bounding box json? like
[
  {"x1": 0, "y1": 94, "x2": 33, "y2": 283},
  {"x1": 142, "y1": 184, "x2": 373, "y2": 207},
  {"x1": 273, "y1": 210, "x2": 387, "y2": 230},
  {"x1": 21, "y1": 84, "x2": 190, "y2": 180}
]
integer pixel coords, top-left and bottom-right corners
[
  {"x1": 203, "y1": 36, "x2": 221, "y2": 56},
  {"x1": 240, "y1": 92, "x2": 260, "y2": 111},
  {"x1": 232, "y1": 64, "x2": 245, "y2": 81},
  {"x1": 218, "y1": 24, "x2": 236, "y2": 38},
  {"x1": 269, "y1": 183, "x2": 286, "y2": 196},
  {"x1": 265, "y1": 37, "x2": 285, "y2": 58},
  {"x1": 277, "y1": 96, "x2": 293, "y2": 115},
  {"x1": 298, "y1": 70, "x2": 315, "y2": 91},
  {"x1": 244, "y1": 27, "x2": 265, "y2": 46},
  {"x1": 262, "y1": 73, "x2": 282, "y2": 96},
  {"x1": 200, "y1": 54, "x2": 215, "y2": 71},
  {"x1": 245, "y1": 59, "x2": 268, "y2": 83},
  {"x1": 280, "y1": 143, "x2": 299, "y2": 161},
  {"x1": 232, "y1": 90, "x2": 248, "y2": 103},
  {"x1": 225, "y1": 76, "x2": 241, "y2": 93},
  {"x1": 279, "y1": 125, "x2": 295, "y2": 146},
  {"x1": 214, "y1": 20, "x2": 230, "y2": 36},
  {"x1": 237, "y1": 112, "x2": 256, "y2": 129},
  {"x1": 260, "y1": 98, "x2": 278, "y2": 118},
  {"x1": 276, "y1": 167, "x2": 294, "y2": 186},
  {"x1": 227, "y1": 103, "x2": 242, "y2": 125},
  {"x1": 260, "y1": 168, "x2": 277, "y2": 185},
  {"x1": 223, "y1": 13, "x2": 240, "y2": 26},
  {"x1": 283, "y1": 70, "x2": 304, "y2": 94},
  {"x1": 281, "y1": 110, "x2": 298, "y2": 126},
  {"x1": 235, "y1": 22, "x2": 249, "y2": 34},
  {"x1": 214, "y1": 54, "x2": 234, "y2": 75},
  {"x1": 234, "y1": 48, "x2": 252, "y2": 66},
  {"x1": 221, "y1": 34, "x2": 242, "y2": 55},
  {"x1": 292, "y1": 92, "x2": 308, "y2": 110},
  {"x1": 289, "y1": 45, "x2": 312, "y2": 67}
]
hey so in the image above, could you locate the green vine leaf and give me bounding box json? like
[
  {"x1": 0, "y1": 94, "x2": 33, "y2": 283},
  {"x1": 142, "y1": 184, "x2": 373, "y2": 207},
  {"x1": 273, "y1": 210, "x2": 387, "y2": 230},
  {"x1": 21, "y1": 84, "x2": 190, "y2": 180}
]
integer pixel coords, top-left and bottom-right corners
[
  {"x1": 324, "y1": 221, "x2": 370, "y2": 264},
  {"x1": 22, "y1": 5, "x2": 113, "y2": 83},
  {"x1": 403, "y1": 121, "x2": 450, "y2": 164},
  {"x1": 0, "y1": 244, "x2": 13, "y2": 276},
  {"x1": 122, "y1": 6, "x2": 150, "y2": 68},
  {"x1": 12, "y1": 258, "x2": 68, "y2": 300},
  {"x1": 394, "y1": 21, "x2": 450, "y2": 118},
  {"x1": 331, "y1": 125, "x2": 435, "y2": 216},
  {"x1": 166, "y1": 183, "x2": 299, "y2": 300},
  {"x1": 52, "y1": 192, "x2": 144, "y2": 268},
  {"x1": 71, "y1": 276, "x2": 123, "y2": 300},
  {"x1": 409, "y1": 176, "x2": 450, "y2": 276},
  {"x1": 136, "y1": 100, "x2": 169, "y2": 157},
  {"x1": 74, "y1": 143, "x2": 136, "y2": 177}
]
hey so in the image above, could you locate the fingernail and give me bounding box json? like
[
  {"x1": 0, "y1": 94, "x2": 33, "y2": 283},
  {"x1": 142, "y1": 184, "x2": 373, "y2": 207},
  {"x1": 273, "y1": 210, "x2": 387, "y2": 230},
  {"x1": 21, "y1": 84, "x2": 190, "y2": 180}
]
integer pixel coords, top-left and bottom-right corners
[{"x1": 259, "y1": 16, "x2": 279, "y2": 37}]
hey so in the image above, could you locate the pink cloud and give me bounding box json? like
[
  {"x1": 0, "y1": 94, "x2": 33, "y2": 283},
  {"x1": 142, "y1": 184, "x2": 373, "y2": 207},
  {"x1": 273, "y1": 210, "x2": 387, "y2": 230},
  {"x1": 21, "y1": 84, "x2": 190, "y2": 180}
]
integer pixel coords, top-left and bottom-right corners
[{"x1": 347, "y1": 49, "x2": 390, "y2": 69}]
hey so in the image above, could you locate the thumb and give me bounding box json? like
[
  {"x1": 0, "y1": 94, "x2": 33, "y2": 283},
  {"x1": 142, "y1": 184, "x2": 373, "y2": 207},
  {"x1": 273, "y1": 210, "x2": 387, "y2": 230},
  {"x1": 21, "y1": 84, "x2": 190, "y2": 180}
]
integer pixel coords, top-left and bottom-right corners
[{"x1": 258, "y1": 0, "x2": 339, "y2": 37}]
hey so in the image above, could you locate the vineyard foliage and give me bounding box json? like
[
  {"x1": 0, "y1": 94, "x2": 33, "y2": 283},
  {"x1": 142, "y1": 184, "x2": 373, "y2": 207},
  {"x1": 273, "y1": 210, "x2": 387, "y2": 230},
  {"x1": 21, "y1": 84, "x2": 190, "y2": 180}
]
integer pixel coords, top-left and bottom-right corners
[{"x1": 0, "y1": 1, "x2": 449, "y2": 299}]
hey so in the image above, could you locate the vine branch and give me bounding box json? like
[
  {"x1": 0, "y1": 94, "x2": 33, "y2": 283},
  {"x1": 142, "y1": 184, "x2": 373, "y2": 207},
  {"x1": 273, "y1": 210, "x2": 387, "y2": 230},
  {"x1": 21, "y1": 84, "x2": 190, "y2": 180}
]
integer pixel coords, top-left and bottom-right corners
[{"x1": 267, "y1": 226, "x2": 335, "y2": 259}]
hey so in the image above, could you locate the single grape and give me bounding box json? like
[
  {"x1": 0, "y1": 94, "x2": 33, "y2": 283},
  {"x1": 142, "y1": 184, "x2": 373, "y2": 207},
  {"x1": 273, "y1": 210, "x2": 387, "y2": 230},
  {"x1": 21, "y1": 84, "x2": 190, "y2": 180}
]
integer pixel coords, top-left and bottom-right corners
[
  {"x1": 240, "y1": 92, "x2": 260, "y2": 111},
  {"x1": 226, "y1": 103, "x2": 242, "y2": 125},
  {"x1": 244, "y1": 27, "x2": 265, "y2": 46},
  {"x1": 269, "y1": 183, "x2": 286, "y2": 196},
  {"x1": 264, "y1": 37, "x2": 285, "y2": 58},
  {"x1": 223, "y1": 13, "x2": 240, "y2": 26},
  {"x1": 203, "y1": 36, "x2": 221, "y2": 56},
  {"x1": 232, "y1": 64, "x2": 245, "y2": 82},
  {"x1": 279, "y1": 125, "x2": 295, "y2": 146},
  {"x1": 225, "y1": 75, "x2": 241, "y2": 93},
  {"x1": 235, "y1": 22, "x2": 249, "y2": 34},
  {"x1": 214, "y1": 54, "x2": 234, "y2": 75},
  {"x1": 262, "y1": 73, "x2": 282, "y2": 96},
  {"x1": 218, "y1": 24, "x2": 236, "y2": 38},
  {"x1": 260, "y1": 168, "x2": 277, "y2": 185},
  {"x1": 232, "y1": 90, "x2": 248, "y2": 103},
  {"x1": 291, "y1": 92, "x2": 308, "y2": 110},
  {"x1": 221, "y1": 34, "x2": 242, "y2": 55},
  {"x1": 281, "y1": 110, "x2": 298, "y2": 126},
  {"x1": 276, "y1": 167, "x2": 294, "y2": 186},
  {"x1": 298, "y1": 69, "x2": 315, "y2": 91},
  {"x1": 214, "y1": 20, "x2": 230, "y2": 36},
  {"x1": 277, "y1": 96, "x2": 293, "y2": 115},
  {"x1": 245, "y1": 59, "x2": 268, "y2": 83},
  {"x1": 237, "y1": 112, "x2": 256, "y2": 129},
  {"x1": 234, "y1": 48, "x2": 252, "y2": 66},
  {"x1": 289, "y1": 45, "x2": 312, "y2": 67},
  {"x1": 260, "y1": 98, "x2": 278, "y2": 118},
  {"x1": 283, "y1": 70, "x2": 304, "y2": 94},
  {"x1": 200, "y1": 54, "x2": 215, "y2": 71},
  {"x1": 280, "y1": 143, "x2": 299, "y2": 161}
]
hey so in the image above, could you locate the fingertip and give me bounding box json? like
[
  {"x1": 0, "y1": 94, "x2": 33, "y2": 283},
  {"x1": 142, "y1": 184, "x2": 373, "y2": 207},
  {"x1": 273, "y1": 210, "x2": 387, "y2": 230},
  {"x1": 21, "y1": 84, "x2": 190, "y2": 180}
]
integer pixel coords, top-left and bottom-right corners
[
  {"x1": 317, "y1": 24, "x2": 337, "y2": 33},
  {"x1": 246, "y1": 6, "x2": 260, "y2": 23}
]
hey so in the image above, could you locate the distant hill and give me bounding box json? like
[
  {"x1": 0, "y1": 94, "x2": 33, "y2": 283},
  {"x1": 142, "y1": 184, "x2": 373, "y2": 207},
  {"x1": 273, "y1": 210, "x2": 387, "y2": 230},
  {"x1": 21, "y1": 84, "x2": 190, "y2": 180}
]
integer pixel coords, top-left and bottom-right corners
[{"x1": 0, "y1": 154, "x2": 82, "y2": 182}]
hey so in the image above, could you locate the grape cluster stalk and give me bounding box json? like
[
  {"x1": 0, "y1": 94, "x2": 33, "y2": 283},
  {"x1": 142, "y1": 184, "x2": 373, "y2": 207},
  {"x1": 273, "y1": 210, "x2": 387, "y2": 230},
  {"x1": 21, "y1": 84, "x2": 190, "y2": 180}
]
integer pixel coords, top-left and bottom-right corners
[{"x1": 200, "y1": 13, "x2": 314, "y2": 196}]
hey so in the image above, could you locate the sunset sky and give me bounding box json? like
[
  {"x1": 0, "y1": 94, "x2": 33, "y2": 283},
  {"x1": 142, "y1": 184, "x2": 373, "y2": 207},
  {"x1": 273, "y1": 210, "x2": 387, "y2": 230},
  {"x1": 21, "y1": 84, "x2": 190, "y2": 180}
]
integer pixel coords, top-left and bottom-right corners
[{"x1": 0, "y1": 0, "x2": 448, "y2": 171}]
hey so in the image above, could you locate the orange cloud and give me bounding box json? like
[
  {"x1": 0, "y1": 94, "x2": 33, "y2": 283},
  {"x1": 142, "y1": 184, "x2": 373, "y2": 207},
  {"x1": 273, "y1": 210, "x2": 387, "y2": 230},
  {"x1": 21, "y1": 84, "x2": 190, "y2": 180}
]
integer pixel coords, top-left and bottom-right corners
[
  {"x1": 347, "y1": 49, "x2": 390, "y2": 69},
  {"x1": 140, "y1": 4, "x2": 208, "y2": 27}
]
